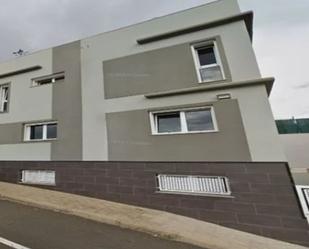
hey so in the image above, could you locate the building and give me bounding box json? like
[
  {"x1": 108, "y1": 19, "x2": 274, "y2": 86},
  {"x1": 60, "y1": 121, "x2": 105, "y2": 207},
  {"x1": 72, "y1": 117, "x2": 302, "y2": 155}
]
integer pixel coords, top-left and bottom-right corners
[
  {"x1": 0, "y1": 0, "x2": 309, "y2": 246},
  {"x1": 277, "y1": 118, "x2": 309, "y2": 223},
  {"x1": 0, "y1": 0, "x2": 285, "y2": 162}
]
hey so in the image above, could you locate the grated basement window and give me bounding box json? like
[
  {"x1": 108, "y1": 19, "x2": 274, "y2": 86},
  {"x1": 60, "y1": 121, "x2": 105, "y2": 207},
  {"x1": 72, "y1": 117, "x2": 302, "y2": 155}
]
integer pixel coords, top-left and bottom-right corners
[
  {"x1": 296, "y1": 185, "x2": 309, "y2": 223},
  {"x1": 21, "y1": 170, "x2": 56, "y2": 186},
  {"x1": 157, "y1": 174, "x2": 231, "y2": 196}
]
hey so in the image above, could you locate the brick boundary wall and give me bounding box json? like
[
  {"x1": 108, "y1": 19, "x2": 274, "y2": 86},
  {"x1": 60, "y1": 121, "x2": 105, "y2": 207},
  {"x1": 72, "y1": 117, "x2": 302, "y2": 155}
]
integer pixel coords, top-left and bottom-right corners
[{"x1": 0, "y1": 161, "x2": 308, "y2": 246}]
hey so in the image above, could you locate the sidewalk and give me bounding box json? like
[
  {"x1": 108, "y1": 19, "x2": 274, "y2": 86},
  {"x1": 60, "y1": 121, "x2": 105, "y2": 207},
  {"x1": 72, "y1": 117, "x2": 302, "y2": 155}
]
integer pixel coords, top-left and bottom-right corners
[{"x1": 0, "y1": 181, "x2": 307, "y2": 249}]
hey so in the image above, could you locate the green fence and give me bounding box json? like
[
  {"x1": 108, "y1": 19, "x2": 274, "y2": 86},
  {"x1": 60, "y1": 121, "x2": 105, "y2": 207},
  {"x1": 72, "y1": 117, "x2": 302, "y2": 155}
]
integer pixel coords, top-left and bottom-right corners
[{"x1": 276, "y1": 118, "x2": 309, "y2": 134}]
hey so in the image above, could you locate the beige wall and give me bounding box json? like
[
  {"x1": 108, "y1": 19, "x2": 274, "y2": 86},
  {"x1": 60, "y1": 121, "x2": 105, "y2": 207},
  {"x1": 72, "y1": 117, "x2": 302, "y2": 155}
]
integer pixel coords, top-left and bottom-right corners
[
  {"x1": 281, "y1": 134, "x2": 309, "y2": 169},
  {"x1": 103, "y1": 37, "x2": 231, "y2": 99},
  {"x1": 281, "y1": 134, "x2": 309, "y2": 185},
  {"x1": 106, "y1": 99, "x2": 251, "y2": 161},
  {"x1": 52, "y1": 41, "x2": 83, "y2": 160}
]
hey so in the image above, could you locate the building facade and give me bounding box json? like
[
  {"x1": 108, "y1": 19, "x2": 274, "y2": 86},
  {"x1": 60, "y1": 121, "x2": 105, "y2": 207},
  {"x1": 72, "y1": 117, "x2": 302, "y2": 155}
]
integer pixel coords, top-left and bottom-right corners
[
  {"x1": 0, "y1": 0, "x2": 285, "y2": 162},
  {"x1": 1, "y1": 0, "x2": 309, "y2": 246}
]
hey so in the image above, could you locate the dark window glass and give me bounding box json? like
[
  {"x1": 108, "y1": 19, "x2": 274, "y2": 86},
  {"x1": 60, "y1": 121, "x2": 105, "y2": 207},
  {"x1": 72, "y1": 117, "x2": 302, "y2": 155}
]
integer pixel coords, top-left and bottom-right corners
[
  {"x1": 37, "y1": 78, "x2": 53, "y2": 85},
  {"x1": 30, "y1": 125, "x2": 43, "y2": 140},
  {"x1": 157, "y1": 113, "x2": 181, "y2": 133},
  {"x1": 47, "y1": 123, "x2": 57, "y2": 139},
  {"x1": 185, "y1": 110, "x2": 214, "y2": 131},
  {"x1": 197, "y1": 46, "x2": 216, "y2": 66}
]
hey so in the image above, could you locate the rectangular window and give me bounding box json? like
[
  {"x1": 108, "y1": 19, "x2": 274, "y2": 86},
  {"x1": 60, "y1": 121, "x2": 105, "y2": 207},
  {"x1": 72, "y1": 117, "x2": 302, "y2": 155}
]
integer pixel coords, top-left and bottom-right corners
[
  {"x1": 157, "y1": 174, "x2": 231, "y2": 196},
  {"x1": 21, "y1": 170, "x2": 56, "y2": 186},
  {"x1": 192, "y1": 41, "x2": 224, "y2": 83},
  {"x1": 24, "y1": 122, "x2": 57, "y2": 141},
  {"x1": 0, "y1": 84, "x2": 9, "y2": 113},
  {"x1": 32, "y1": 72, "x2": 65, "y2": 87},
  {"x1": 150, "y1": 107, "x2": 217, "y2": 135}
]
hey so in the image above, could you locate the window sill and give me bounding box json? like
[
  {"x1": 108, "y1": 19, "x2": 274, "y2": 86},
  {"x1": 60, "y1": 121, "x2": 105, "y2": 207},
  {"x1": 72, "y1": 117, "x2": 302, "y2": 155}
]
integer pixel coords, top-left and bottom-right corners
[
  {"x1": 151, "y1": 130, "x2": 219, "y2": 136},
  {"x1": 156, "y1": 191, "x2": 234, "y2": 198},
  {"x1": 23, "y1": 138, "x2": 57, "y2": 143},
  {"x1": 198, "y1": 78, "x2": 227, "y2": 84}
]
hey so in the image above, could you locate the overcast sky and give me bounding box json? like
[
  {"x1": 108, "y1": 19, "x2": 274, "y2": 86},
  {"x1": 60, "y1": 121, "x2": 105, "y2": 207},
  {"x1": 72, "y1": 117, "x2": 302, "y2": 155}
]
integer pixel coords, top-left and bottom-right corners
[{"x1": 0, "y1": 0, "x2": 308, "y2": 119}]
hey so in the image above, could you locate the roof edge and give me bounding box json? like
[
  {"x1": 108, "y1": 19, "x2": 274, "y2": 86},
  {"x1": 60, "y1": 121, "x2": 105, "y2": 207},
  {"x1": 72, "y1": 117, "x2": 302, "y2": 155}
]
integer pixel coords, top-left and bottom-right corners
[
  {"x1": 0, "y1": 66, "x2": 42, "y2": 79},
  {"x1": 137, "y1": 11, "x2": 254, "y2": 45}
]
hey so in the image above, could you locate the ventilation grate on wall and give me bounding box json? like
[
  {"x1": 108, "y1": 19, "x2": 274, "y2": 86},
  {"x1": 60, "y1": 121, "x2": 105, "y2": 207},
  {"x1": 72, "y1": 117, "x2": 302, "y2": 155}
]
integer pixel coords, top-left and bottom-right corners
[
  {"x1": 21, "y1": 170, "x2": 56, "y2": 186},
  {"x1": 157, "y1": 174, "x2": 231, "y2": 196}
]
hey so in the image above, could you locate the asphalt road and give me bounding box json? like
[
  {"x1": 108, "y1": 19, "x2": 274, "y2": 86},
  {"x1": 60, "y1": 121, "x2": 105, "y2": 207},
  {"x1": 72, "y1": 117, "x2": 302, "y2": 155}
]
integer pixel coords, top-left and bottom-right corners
[{"x1": 0, "y1": 199, "x2": 204, "y2": 249}]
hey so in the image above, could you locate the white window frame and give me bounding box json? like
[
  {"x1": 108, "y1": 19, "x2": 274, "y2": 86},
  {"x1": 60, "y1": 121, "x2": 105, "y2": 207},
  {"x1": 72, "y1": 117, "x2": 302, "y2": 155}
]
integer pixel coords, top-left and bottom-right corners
[
  {"x1": 191, "y1": 40, "x2": 225, "y2": 83},
  {"x1": 0, "y1": 84, "x2": 9, "y2": 113},
  {"x1": 149, "y1": 106, "x2": 218, "y2": 135},
  {"x1": 157, "y1": 174, "x2": 232, "y2": 197},
  {"x1": 31, "y1": 72, "x2": 65, "y2": 87},
  {"x1": 296, "y1": 185, "x2": 309, "y2": 223},
  {"x1": 24, "y1": 121, "x2": 58, "y2": 141}
]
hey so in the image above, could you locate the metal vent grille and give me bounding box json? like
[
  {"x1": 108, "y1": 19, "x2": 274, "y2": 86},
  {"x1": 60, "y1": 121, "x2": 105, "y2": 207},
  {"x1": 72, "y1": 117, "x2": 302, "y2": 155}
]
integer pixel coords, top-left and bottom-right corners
[
  {"x1": 157, "y1": 174, "x2": 231, "y2": 195},
  {"x1": 21, "y1": 170, "x2": 56, "y2": 186}
]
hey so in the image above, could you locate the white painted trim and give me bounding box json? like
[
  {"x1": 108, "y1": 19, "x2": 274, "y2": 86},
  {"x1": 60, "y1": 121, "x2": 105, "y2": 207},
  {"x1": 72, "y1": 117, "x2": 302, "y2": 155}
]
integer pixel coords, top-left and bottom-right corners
[
  {"x1": 31, "y1": 72, "x2": 65, "y2": 87},
  {"x1": 24, "y1": 121, "x2": 58, "y2": 141},
  {"x1": 0, "y1": 83, "x2": 9, "y2": 113},
  {"x1": 0, "y1": 237, "x2": 32, "y2": 249},
  {"x1": 149, "y1": 106, "x2": 218, "y2": 135},
  {"x1": 191, "y1": 40, "x2": 225, "y2": 83}
]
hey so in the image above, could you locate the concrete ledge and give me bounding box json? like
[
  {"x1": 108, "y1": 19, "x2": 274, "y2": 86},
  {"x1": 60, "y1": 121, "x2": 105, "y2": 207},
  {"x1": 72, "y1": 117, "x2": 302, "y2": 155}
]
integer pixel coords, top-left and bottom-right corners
[
  {"x1": 144, "y1": 77, "x2": 274, "y2": 98},
  {"x1": 0, "y1": 181, "x2": 307, "y2": 249}
]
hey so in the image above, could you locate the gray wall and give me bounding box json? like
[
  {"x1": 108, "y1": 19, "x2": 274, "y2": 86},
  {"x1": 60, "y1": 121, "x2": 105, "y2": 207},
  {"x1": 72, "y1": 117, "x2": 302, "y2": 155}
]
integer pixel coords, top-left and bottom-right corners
[
  {"x1": 0, "y1": 122, "x2": 23, "y2": 144},
  {"x1": 280, "y1": 134, "x2": 309, "y2": 185},
  {"x1": 106, "y1": 99, "x2": 251, "y2": 161},
  {"x1": 52, "y1": 41, "x2": 83, "y2": 160},
  {"x1": 103, "y1": 37, "x2": 231, "y2": 99}
]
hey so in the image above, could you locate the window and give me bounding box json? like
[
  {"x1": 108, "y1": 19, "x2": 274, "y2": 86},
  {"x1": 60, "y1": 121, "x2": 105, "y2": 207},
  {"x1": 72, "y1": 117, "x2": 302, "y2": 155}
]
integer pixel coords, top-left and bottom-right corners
[
  {"x1": 157, "y1": 174, "x2": 231, "y2": 196},
  {"x1": 32, "y1": 72, "x2": 65, "y2": 86},
  {"x1": 21, "y1": 170, "x2": 56, "y2": 186},
  {"x1": 150, "y1": 107, "x2": 217, "y2": 135},
  {"x1": 296, "y1": 185, "x2": 309, "y2": 223},
  {"x1": 0, "y1": 84, "x2": 9, "y2": 113},
  {"x1": 192, "y1": 41, "x2": 224, "y2": 83},
  {"x1": 24, "y1": 122, "x2": 57, "y2": 141}
]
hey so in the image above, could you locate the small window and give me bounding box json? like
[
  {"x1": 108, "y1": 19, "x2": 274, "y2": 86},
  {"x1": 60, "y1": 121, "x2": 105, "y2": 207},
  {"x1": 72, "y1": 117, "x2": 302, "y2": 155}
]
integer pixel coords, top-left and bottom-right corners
[
  {"x1": 21, "y1": 170, "x2": 56, "y2": 186},
  {"x1": 0, "y1": 84, "x2": 9, "y2": 113},
  {"x1": 32, "y1": 72, "x2": 65, "y2": 86},
  {"x1": 24, "y1": 122, "x2": 57, "y2": 141},
  {"x1": 192, "y1": 41, "x2": 224, "y2": 83},
  {"x1": 150, "y1": 107, "x2": 217, "y2": 135},
  {"x1": 157, "y1": 174, "x2": 231, "y2": 196}
]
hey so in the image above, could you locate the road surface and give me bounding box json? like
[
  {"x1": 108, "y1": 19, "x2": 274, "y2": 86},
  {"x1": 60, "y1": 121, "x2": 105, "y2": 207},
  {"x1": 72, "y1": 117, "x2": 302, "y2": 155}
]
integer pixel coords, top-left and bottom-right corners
[{"x1": 0, "y1": 199, "x2": 204, "y2": 249}]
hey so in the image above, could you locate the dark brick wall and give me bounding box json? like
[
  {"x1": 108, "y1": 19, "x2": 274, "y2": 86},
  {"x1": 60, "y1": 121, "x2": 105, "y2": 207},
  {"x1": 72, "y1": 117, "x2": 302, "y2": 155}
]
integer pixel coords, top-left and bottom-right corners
[{"x1": 0, "y1": 161, "x2": 308, "y2": 246}]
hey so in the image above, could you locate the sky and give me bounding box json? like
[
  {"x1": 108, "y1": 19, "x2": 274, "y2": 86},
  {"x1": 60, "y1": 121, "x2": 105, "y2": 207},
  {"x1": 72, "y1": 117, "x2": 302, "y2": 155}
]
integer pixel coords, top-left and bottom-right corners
[{"x1": 0, "y1": 0, "x2": 308, "y2": 119}]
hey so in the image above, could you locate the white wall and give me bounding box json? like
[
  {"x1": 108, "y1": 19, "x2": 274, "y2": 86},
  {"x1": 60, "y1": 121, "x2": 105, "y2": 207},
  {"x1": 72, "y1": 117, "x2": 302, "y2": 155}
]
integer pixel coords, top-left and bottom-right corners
[{"x1": 0, "y1": 49, "x2": 53, "y2": 124}]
